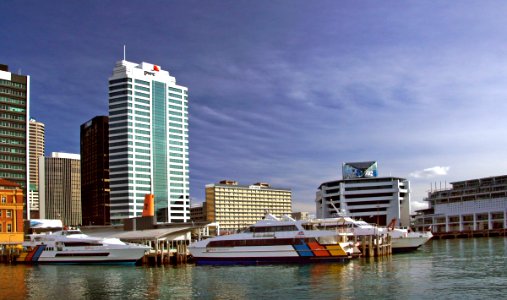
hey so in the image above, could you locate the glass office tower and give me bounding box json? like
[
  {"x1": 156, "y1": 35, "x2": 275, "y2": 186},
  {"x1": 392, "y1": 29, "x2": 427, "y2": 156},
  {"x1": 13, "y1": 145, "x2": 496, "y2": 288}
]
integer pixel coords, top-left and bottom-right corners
[{"x1": 108, "y1": 60, "x2": 189, "y2": 224}]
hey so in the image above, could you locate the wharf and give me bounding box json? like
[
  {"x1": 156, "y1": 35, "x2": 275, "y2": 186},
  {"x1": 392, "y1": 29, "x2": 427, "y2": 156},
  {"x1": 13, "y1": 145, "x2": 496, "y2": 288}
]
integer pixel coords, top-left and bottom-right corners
[
  {"x1": 432, "y1": 228, "x2": 507, "y2": 239},
  {"x1": 358, "y1": 235, "x2": 392, "y2": 257},
  {"x1": 140, "y1": 240, "x2": 190, "y2": 265}
]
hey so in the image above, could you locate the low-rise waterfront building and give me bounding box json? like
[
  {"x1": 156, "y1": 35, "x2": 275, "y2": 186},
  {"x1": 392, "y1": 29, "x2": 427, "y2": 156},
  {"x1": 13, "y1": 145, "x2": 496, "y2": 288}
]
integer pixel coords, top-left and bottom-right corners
[
  {"x1": 414, "y1": 175, "x2": 507, "y2": 235},
  {"x1": 0, "y1": 179, "x2": 24, "y2": 244},
  {"x1": 204, "y1": 180, "x2": 292, "y2": 232},
  {"x1": 316, "y1": 161, "x2": 411, "y2": 227}
]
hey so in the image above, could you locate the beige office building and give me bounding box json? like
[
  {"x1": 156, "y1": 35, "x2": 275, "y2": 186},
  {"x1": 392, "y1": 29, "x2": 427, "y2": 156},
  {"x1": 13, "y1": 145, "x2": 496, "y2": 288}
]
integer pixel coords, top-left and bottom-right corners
[
  {"x1": 39, "y1": 152, "x2": 81, "y2": 226},
  {"x1": 204, "y1": 180, "x2": 292, "y2": 232},
  {"x1": 28, "y1": 118, "x2": 45, "y2": 218}
]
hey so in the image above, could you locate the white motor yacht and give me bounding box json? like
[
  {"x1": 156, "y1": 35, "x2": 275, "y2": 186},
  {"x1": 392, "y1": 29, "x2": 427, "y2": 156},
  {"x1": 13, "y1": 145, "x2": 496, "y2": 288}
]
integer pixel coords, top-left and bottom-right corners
[
  {"x1": 20, "y1": 229, "x2": 150, "y2": 264},
  {"x1": 189, "y1": 214, "x2": 357, "y2": 265}
]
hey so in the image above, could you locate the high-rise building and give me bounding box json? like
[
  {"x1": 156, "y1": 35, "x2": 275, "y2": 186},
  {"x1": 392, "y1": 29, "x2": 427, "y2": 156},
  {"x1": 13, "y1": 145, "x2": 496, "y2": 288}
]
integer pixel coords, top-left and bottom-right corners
[
  {"x1": 108, "y1": 60, "x2": 189, "y2": 224},
  {"x1": 39, "y1": 152, "x2": 81, "y2": 226},
  {"x1": 80, "y1": 116, "x2": 110, "y2": 225},
  {"x1": 204, "y1": 180, "x2": 292, "y2": 232},
  {"x1": 28, "y1": 118, "x2": 45, "y2": 219},
  {"x1": 316, "y1": 161, "x2": 411, "y2": 227},
  {"x1": 0, "y1": 64, "x2": 29, "y2": 217}
]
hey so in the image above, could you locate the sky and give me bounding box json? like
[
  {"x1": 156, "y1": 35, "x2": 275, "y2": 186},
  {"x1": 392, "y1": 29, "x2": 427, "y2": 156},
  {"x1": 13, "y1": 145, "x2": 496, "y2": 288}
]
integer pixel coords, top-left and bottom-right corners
[{"x1": 2, "y1": 1, "x2": 507, "y2": 213}]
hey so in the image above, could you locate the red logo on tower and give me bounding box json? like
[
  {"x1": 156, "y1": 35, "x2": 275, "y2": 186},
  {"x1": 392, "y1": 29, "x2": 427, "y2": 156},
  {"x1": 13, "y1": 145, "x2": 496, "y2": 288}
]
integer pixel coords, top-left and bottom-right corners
[{"x1": 153, "y1": 65, "x2": 160, "y2": 71}]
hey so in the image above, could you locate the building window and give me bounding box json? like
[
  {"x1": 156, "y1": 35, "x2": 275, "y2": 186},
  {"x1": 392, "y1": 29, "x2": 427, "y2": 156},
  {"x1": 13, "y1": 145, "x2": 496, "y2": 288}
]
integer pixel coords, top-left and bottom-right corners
[
  {"x1": 7, "y1": 223, "x2": 11, "y2": 232},
  {"x1": 6, "y1": 210, "x2": 11, "y2": 218},
  {"x1": 1, "y1": 196, "x2": 5, "y2": 203}
]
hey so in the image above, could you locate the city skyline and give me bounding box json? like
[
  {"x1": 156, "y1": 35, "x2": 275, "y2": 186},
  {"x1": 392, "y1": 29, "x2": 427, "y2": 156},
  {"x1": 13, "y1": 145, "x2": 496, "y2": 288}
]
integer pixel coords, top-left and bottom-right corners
[{"x1": 3, "y1": 1, "x2": 507, "y2": 213}]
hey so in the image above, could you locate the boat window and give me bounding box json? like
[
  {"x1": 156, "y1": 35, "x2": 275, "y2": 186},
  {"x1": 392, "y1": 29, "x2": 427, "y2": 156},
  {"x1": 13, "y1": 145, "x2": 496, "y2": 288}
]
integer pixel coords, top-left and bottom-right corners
[
  {"x1": 251, "y1": 225, "x2": 298, "y2": 233},
  {"x1": 208, "y1": 238, "x2": 315, "y2": 247},
  {"x1": 65, "y1": 230, "x2": 82, "y2": 235},
  {"x1": 302, "y1": 224, "x2": 319, "y2": 230},
  {"x1": 63, "y1": 242, "x2": 103, "y2": 247}
]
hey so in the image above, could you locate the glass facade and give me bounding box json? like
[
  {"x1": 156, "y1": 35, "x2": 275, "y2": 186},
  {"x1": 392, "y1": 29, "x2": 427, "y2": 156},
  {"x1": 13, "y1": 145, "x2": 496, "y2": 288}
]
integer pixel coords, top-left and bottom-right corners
[
  {"x1": 108, "y1": 61, "x2": 189, "y2": 224},
  {"x1": 152, "y1": 81, "x2": 168, "y2": 220}
]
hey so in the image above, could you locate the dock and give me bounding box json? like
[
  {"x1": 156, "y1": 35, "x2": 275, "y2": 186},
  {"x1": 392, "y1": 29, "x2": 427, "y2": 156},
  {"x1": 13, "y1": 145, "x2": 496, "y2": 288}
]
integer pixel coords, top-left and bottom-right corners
[
  {"x1": 432, "y1": 228, "x2": 507, "y2": 239},
  {"x1": 359, "y1": 235, "x2": 392, "y2": 257}
]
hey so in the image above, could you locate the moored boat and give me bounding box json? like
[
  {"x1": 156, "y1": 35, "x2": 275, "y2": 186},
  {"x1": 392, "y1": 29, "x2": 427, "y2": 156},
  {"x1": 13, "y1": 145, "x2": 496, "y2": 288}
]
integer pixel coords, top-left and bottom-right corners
[
  {"x1": 18, "y1": 229, "x2": 150, "y2": 265},
  {"x1": 313, "y1": 217, "x2": 432, "y2": 253},
  {"x1": 189, "y1": 214, "x2": 356, "y2": 265}
]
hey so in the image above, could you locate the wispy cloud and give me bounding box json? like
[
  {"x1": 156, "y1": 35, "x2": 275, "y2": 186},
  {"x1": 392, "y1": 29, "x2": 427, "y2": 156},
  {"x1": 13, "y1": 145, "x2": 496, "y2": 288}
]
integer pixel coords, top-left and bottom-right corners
[
  {"x1": 4, "y1": 1, "x2": 507, "y2": 214},
  {"x1": 410, "y1": 166, "x2": 450, "y2": 179}
]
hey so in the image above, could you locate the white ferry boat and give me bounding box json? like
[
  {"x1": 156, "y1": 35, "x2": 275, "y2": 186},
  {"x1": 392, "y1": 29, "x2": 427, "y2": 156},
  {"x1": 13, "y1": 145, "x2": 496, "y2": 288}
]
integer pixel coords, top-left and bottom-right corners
[
  {"x1": 314, "y1": 217, "x2": 433, "y2": 253},
  {"x1": 19, "y1": 229, "x2": 150, "y2": 265},
  {"x1": 189, "y1": 214, "x2": 357, "y2": 265}
]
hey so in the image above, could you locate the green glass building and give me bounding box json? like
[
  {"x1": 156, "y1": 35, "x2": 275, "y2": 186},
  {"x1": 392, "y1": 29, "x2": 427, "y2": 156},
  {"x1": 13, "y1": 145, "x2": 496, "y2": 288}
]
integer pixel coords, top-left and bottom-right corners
[{"x1": 0, "y1": 64, "x2": 29, "y2": 218}]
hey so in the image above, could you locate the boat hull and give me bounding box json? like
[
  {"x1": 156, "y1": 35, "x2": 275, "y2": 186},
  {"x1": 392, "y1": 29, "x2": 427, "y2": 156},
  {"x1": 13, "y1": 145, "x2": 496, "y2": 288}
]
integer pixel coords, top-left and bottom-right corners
[
  {"x1": 20, "y1": 245, "x2": 148, "y2": 265},
  {"x1": 193, "y1": 255, "x2": 350, "y2": 266},
  {"x1": 189, "y1": 243, "x2": 351, "y2": 266},
  {"x1": 391, "y1": 235, "x2": 432, "y2": 253}
]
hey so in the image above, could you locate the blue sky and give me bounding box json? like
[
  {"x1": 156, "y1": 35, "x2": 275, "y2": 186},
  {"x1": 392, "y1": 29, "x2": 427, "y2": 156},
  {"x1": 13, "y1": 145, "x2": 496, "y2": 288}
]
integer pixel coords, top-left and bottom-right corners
[{"x1": 2, "y1": 1, "x2": 507, "y2": 213}]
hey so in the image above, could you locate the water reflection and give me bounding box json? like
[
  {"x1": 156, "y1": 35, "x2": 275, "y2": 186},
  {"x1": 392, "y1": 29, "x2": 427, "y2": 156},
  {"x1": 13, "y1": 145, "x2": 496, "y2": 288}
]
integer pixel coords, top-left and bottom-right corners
[
  {"x1": 1, "y1": 238, "x2": 507, "y2": 299},
  {"x1": 0, "y1": 264, "x2": 27, "y2": 299}
]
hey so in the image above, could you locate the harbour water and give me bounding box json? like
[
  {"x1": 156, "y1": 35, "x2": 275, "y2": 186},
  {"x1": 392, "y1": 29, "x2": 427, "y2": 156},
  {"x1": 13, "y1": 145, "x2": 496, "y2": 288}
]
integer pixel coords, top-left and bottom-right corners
[{"x1": 1, "y1": 237, "x2": 506, "y2": 299}]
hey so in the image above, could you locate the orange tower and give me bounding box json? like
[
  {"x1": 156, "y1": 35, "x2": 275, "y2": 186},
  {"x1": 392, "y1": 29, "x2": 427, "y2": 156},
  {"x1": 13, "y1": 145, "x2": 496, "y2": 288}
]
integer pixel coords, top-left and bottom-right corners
[{"x1": 142, "y1": 194, "x2": 155, "y2": 217}]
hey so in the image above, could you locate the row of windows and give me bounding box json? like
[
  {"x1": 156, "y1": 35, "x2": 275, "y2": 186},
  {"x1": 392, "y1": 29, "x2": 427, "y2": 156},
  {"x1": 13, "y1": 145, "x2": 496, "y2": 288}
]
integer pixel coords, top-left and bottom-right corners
[
  {"x1": 109, "y1": 84, "x2": 131, "y2": 91},
  {"x1": 135, "y1": 79, "x2": 150, "y2": 86},
  {"x1": 110, "y1": 96, "x2": 131, "y2": 104},
  {"x1": 110, "y1": 128, "x2": 132, "y2": 135},
  {"x1": 109, "y1": 90, "x2": 131, "y2": 97},
  {"x1": 136, "y1": 98, "x2": 150, "y2": 105},
  {"x1": 135, "y1": 91, "x2": 150, "y2": 98},
  {"x1": 135, "y1": 129, "x2": 150, "y2": 135},
  {"x1": 0, "y1": 105, "x2": 25, "y2": 113},
  {"x1": 110, "y1": 116, "x2": 131, "y2": 123},
  {"x1": 0, "y1": 163, "x2": 24, "y2": 170},
  {"x1": 0, "y1": 172, "x2": 24, "y2": 178},
  {"x1": 0, "y1": 113, "x2": 25, "y2": 121},
  {"x1": 169, "y1": 87, "x2": 182, "y2": 93},
  {"x1": 135, "y1": 104, "x2": 150, "y2": 111},
  {"x1": 136, "y1": 142, "x2": 150, "y2": 148},
  {"x1": 135, "y1": 85, "x2": 150, "y2": 92},
  {"x1": 110, "y1": 109, "x2": 131, "y2": 116},
  {"x1": 169, "y1": 93, "x2": 182, "y2": 99},
  {"x1": 110, "y1": 167, "x2": 133, "y2": 173},
  {"x1": 0, "y1": 138, "x2": 23, "y2": 145},
  {"x1": 109, "y1": 78, "x2": 132, "y2": 85},
  {"x1": 0, "y1": 96, "x2": 25, "y2": 106},
  {"x1": 0, "y1": 121, "x2": 25, "y2": 129},
  {"x1": 0, "y1": 88, "x2": 25, "y2": 97},
  {"x1": 136, "y1": 111, "x2": 150, "y2": 117},
  {"x1": 109, "y1": 134, "x2": 129, "y2": 142},
  {"x1": 0, "y1": 155, "x2": 25, "y2": 162},
  {"x1": 0, "y1": 79, "x2": 25, "y2": 89},
  {"x1": 0, "y1": 146, "x2": 25, "y2": 154}
]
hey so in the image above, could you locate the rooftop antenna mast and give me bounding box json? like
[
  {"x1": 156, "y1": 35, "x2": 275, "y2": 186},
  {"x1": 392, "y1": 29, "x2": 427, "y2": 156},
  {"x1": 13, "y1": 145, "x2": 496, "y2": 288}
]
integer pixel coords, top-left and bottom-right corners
[{"x1": 123, "y1": 44, "x2": 126, "y2": 61}]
